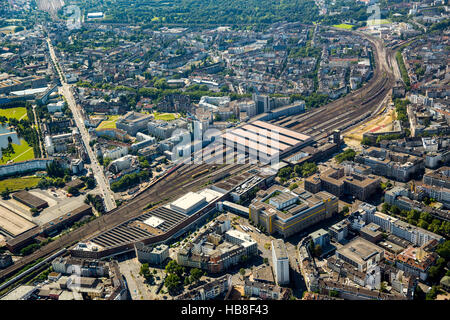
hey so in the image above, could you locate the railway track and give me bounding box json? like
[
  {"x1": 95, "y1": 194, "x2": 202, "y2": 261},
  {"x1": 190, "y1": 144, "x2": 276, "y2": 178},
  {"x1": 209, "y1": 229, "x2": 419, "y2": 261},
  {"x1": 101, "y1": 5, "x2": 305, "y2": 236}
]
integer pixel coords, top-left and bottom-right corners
[
  {"x1": 0, "y1": 26, "x2": 401, "y2": 285},
  {"x1": 272, "y1": 28, "x2": 398, "y2": 140},
  {"x1": 0, "y1": 158, "x2": 249, "y2": 282}
]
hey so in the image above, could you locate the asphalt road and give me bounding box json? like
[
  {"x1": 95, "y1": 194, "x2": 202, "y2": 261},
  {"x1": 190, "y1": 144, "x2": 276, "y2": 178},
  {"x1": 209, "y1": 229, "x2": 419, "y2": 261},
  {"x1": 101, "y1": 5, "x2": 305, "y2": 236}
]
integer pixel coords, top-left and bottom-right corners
[{"x1": 46, "y1": 38, "x2": 116, "y2": 212}]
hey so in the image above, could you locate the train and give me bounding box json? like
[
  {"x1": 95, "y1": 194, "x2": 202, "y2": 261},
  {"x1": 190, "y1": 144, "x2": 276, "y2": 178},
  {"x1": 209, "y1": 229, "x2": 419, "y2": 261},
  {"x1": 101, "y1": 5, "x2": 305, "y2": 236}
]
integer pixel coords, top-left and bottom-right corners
[{"x1": 191, "y1": 169, "x2": 210, "y2": 179}]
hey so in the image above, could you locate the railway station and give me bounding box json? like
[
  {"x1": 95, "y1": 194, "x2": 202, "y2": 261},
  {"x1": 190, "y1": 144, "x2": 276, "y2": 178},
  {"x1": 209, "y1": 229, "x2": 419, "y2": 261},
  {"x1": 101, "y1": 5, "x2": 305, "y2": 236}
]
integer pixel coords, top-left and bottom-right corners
[{"x1": 220, "y1": 120, "x2": 313, "y2": 163}]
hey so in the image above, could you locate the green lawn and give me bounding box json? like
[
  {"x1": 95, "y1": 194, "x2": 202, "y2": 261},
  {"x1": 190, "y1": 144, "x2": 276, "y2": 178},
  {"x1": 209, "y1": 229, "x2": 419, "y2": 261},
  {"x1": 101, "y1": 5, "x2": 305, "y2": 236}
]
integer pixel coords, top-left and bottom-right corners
[
  {"x1": 0, "y1": 176, "x2": 41, "y2": 193},
  {"x1": 96, "y1": 115, "x2": 120, "y2": 130},
  {"x1": 154, "y1": 112, "x2": 177, "y2": 121},
  {"x1": 0, "y1": 139, "x2": 34, "y2": 164},
  {"x1": 333, "y1": 24, "x2": 354, "y2": 30},
  {"x1": 0, "y1": 107, "x2": 28, "y2": 120}
]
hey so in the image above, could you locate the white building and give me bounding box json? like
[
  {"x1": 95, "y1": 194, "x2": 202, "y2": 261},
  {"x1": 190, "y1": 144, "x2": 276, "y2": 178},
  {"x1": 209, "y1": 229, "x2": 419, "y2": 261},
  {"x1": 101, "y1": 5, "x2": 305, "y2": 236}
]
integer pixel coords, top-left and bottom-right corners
[
  {"x1": 271, "y1": 239, "x2": 289, "y2": 286},
  {"x1": 102, "y1": 146, "x2": 128, "y2": 160},
  {"x1": 134, "y1": 242, "x2": 169, "y2": 265},
  {"x1": 45, "y1": 135, "x2": 54, "y2": 155},
  {"x1": 47, "y1": 101, "x2": 64, "y2": 113},
  {"x1": 109, "y1": 155, "x2": 136, "y2": 172},
  {"x1": 169, "y1": 192, "x2": 207, "y2": 215},
  {"x1": 269, "y1": 192, "x2": 298, "y2": 210},
  {"x1": 199, "y1": 96, "x2": 231, "y2": 110},
  {"x1": 422, "y1": 137, "x2": 439, "y2": 152},
  {"x1": 224, "y1": 229, "x2": 257, "y2": 256}
]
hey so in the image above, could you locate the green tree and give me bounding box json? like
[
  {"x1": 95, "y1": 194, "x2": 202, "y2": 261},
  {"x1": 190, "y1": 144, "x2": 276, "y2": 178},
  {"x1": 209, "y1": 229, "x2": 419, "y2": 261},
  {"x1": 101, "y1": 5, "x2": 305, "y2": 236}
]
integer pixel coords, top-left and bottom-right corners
[
  {"x1": 190, "y1": 268, "x2": 203, "y2": 283},
  {"x1": 278, "y1": 167, "x2": 292, "y2": 179},
  {"x1": 1, "y1": 187, "x2": 10, "y2": 199},
  {"x1": 436, "y1": 240, "x2": 450, "y2": 261},
  {"x1": 164, "y1": 273, "x2": 181, "y2": 293},
  {"x1": 289, "y1": 183, "x2": 298, "y2": 191},
  {"x1": 165, "y1": 260, "x2": 184, "y2": 276},
  {"x1": 335, "y1": 149, "x2": 356, "y2": 163},
  {"x1": 67, "y1": 186, "x2": 79, "y2": 195},
  {"x1": 381, "y1": 202, "x2": 391, "y2": 213},
  {"x1": 425, "y1": 286, "x2": 440, "y2": 300},
  {"x1": 391, "y1": 205, "x2": 400, "y2": 215}
]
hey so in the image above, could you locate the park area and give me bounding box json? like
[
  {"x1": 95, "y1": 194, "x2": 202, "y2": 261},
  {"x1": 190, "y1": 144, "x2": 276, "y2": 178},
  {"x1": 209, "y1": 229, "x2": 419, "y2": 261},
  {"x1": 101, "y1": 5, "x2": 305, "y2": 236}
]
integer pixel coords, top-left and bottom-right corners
[
  {"x1": 333, "y1": 23, "x2": 354, "y2": 30},
  {"x1": 0, "y1": 176, "x2": 41, "y2": 193},
  {"x1": 96, "y1": 115, "x2": 120, "y2": 130},
  {"x1": 0, "y1": 107, "x2": 28, "y2": 120},
  {"x1": 0, "y1": 139, "x2": 35, "y2": 165},
  {"x1": 153, "y1": 112, "x2": 178, "y2": 121}
]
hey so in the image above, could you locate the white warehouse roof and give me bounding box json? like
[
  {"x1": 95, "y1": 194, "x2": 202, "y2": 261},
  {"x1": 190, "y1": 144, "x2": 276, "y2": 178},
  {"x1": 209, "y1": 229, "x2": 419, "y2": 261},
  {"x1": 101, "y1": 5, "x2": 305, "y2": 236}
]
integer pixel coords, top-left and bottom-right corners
[{"x1": 170, "y1": 192, "x2": 207, "y2": 214}]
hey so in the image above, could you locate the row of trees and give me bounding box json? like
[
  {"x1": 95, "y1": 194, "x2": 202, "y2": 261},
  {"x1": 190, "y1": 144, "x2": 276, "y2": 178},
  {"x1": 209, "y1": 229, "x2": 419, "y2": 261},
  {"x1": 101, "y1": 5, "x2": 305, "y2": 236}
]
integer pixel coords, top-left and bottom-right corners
[
  {"x1": 277, "y1": 162, "x2": 318, "y2": 183},
  {"x1": 394, "y1": 98, "x2": 410, "y2": 125},
  {"x1": 334, "y1": 148, "x2": 356, "y2": 163},
  {"x1": 395, "y1": 51, "x2": 411, "y2": 91},
  {"x1": 163, "y1": 260, "x2": 206, "y2": 295},
  {"x1": 84, "y1": 194, "x2": 105, "y2": 214},
  {"x1": 110, "y1": 170, "x2": 151, "y2": 192},
  {"x1": 82, "y1": 0, "x2": 320, "y2": 29},
  {"x1": 381, "y1": 202, "x2": 450, "y2": 237},
  {"x1": 20, "y1": 237, "x2": 54, "y2": 256}
]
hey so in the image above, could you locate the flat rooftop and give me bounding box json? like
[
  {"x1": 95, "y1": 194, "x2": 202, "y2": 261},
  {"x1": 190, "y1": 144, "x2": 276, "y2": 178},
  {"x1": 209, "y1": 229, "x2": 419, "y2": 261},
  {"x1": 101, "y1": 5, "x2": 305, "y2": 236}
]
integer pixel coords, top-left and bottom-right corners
[
  {"x1": 361, "y1": 222, "x2": 383, "y2": 238},
  {"x1": 221, "y1": 120, "x2": 312, "y2": 159},
  {"x1": 12, "y1": 190, "x2": 48, "y2": 209},
  {"x1": 253, "y1": 265, "x2": 275, "y2": 283},
  {"x1": 270, "y1": 192, "x2": 297, "y2": 204},
  {"x1": 1, "y1": 285, "x2": 35, "y2": 300},
  {"x1": 337, "y1": 237, "x2": 383, "y2": 265},
  {"x1": 310, "y1": 228, "x2": 329, "y2": 240},
  {"x1": 170, "y1": 192, "x2": 206, "y2": 212},
  {"x1": 90, "y1": 206, "x2": 187, "y2": 250},
  {"x1": 0, "y1": 206, "x2": 36, "y2": 237},
  {"x1": 272, "y1": 239, "x2": 288, "y2": 260},
  {"x1": 143, "y1": 216, "x2": 165, "y2": 228}
]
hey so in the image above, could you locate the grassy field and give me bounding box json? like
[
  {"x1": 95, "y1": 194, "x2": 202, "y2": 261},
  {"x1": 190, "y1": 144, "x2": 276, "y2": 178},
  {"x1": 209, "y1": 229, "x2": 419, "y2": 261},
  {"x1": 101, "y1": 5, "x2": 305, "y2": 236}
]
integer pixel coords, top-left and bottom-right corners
[
  {"x1": 0, "y1": 139, "x2": 34, "y2": 164},
  {"x1": 0, "y1": 176, "x2": 41, "y2": 193},
  {"x1": 96, "y1": 115, "x2": 120, "y2": 130},
  {"x1": 333, "y1": 23, "x2": 354, "y2": 30},
  {"x1": 154, "y1": 112, "x2": 177, "y2": 121},
  {"x1": 0, "y1": 107, "x2": 28, "y2": 120}
]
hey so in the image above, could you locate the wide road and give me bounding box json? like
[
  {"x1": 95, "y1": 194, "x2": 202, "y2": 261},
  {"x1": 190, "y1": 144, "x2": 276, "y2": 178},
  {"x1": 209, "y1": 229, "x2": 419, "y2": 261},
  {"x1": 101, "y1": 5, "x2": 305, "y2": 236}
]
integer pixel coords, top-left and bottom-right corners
[{"x1": 46, "y1": 38, "x2": 117, "y2": 212}]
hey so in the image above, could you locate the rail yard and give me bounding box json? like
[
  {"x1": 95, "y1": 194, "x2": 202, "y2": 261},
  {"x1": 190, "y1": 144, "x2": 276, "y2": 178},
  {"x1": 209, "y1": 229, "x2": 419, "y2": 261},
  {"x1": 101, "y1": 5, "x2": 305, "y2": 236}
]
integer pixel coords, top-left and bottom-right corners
[{"x1": 0, "y1": 24, "x2": 401, "y2": 285}]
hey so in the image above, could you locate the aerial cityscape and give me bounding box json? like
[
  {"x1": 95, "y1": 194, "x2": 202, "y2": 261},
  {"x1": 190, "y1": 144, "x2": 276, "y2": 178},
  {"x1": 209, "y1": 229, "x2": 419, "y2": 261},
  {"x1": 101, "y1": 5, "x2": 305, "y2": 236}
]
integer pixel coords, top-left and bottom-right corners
[{"x1": 0, "y1": 0, "x2": 449, "y2": 305}]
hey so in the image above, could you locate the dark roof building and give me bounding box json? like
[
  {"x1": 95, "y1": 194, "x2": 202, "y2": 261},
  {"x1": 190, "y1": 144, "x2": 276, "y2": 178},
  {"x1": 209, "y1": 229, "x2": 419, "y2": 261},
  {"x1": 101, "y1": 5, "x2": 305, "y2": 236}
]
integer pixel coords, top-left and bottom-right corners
[{"x1": 12, "y1": 190, "x2": 48, "y2": 209}]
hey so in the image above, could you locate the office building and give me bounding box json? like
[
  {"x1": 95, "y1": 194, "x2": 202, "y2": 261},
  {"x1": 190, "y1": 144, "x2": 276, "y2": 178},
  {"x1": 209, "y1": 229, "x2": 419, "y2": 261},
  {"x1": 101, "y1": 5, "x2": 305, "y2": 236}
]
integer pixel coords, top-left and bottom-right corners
[
  {"x1": 335, "y1": 237, "x2": 384, "y2": 272},
  {"x1": 355, "y1": 147, "x2": 424, "y2": 182},
  {"x1": 250, "y1": 185, "x2": 338, "y2": 238},
  {"x1": 310, "y1": 229, "x2": 330, "y2": 248},
  {"x1": 271, "y1": 239, "x2": 289, "y2": 286},
  {"x1": 318, "y1": 164, "x2": 380, "y2": 201},
  {"x1": 134, "y1": 242, "x2": 169, "y2": 265},
  {"x1": 328, "y1": 221, "x2": 349, "y2": 243},
  {"x1": 116, "y1": 111, "x2": 152, "y2": 136}
]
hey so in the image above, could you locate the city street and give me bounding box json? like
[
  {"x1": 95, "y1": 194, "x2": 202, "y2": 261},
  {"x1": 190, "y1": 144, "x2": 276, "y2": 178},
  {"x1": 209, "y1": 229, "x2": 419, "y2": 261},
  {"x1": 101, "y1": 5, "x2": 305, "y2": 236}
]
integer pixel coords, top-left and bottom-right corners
[{"x1": 46, "y1": 38, "x2": 116, "y2": 212}]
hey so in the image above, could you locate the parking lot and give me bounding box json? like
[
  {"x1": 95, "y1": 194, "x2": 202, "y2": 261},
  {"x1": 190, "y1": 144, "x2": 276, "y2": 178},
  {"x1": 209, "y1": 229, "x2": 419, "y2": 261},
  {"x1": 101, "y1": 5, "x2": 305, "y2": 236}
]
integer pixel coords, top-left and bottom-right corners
[
  {"x1": 117, "y1": 252, "x2": 166, "y2": 300},
  {"x1": 0, "y1": 186, "x2": 102, "y2": 227}
]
